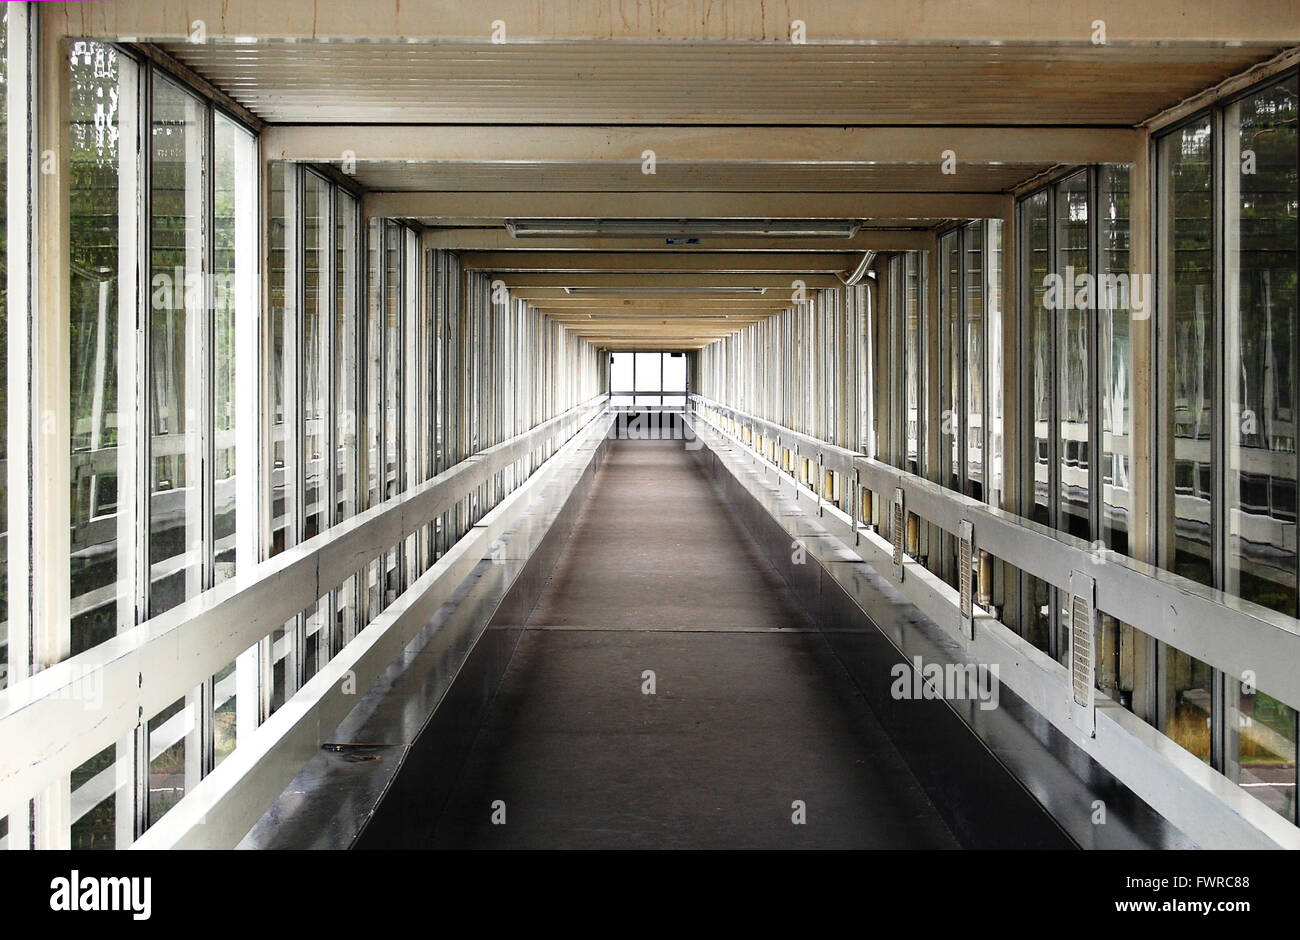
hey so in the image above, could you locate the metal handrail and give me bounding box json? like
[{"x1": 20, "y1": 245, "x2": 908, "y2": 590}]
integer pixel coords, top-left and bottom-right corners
[
  {"x1": 690, "y1": 393, "x2": 1300, "y2": 715},
  {"x1": 0, "y1": 394, "x2": 609, "y2": 812}
]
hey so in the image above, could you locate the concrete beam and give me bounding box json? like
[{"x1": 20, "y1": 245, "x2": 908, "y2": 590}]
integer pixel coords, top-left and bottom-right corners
[
  {"x1": 516, "y1": 297, "x2": 797, "y2": 308},
  {"x1": 495, "y1": 273, "x2": 846, "y2": 289},
  {"x1": 371, "y1": 191, "x2": 1007, "y2": 223},
  {"x1": 424, "y1": 228, "x2": 934, "y2": 253},
  {"x1": 47, "y1": 0, "x2": 1300, "y2": 43},
  {"x1": 463, "y1": 251, "x2": 860, "y2": 274},
  {"x1": 540, "y1": 311, "x2": 783, "y2": 321},
  {"x1": 552, "y1": 320, "x2": 771, "y2": 330},
  {"x1": 265, "y1": 125, "x2": 1139, "y2": 166}
]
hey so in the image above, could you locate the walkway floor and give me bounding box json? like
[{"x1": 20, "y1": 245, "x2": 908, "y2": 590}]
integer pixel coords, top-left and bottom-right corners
[{"x1": 431, "y1": 438, "x2": 958, "y2": 848}]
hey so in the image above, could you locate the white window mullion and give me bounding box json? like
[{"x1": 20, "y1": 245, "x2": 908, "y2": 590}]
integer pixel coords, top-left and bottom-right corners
[
  {"x1": 114, "y1": 45, "x2": 144, "y2": 849},
  {"x1": 31, "y1": 3, "x2": 72, "y2": 850},
  {"x1": 3, "y1": 0, "x2": 34, "y2": 850},
  {"x1": 234, "y1": 127, "x2": 261, "y2": 739}
]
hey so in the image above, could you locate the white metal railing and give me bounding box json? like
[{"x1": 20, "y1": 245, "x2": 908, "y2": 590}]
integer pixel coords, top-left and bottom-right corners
[
  {"x1": 691, "y1": 393, "x2": 1300, "y2": 717},
  {"x1": 690, "y1": 394, "x2": 1300, "y2": 848},
  {"x1": 0, "y1": 395, "x2": 608, "y2": 825}
]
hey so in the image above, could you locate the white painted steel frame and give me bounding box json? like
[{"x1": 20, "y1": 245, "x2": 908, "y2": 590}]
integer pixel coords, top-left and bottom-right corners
[{"x1": 2, "y1": 1, "x2": 35, "y2": 849}]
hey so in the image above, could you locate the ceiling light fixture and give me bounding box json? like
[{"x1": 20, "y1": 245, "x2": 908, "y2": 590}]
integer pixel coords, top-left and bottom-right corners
[{"x1": 840, "y1": 250, "x2": 877, "y2": 286}]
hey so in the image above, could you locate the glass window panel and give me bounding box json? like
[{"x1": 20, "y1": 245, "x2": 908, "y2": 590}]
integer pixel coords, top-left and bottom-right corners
[
  {"x1": 1224, "y1": 78, "x2": 1299, "y2": 821},
  {"x1": 147, "y1": 693, "x2": 197, "y2": 827},
  {"x1": 212, "y1": 659, "x2": 237, "y2": 768},
  {"x1": 148, "y1": 76, "x2": 206, "y2": 618},
  {"x1": 904, "y1": 253, "x2": 922, "y2": 475},
  {"x1": 302, "y1": 172, "x2": 329, "y2": 540},
  {"x1": 610, "y1": 352, "x2": 634, "y2": 391},
  {"x1": 1162, "y1": 646, "x2": 1213, "y2": 766},
  {"x1": 384, "y1": 221, "x2": 401, "y2": 500},
  {"x1": 987, "y1": 220, "x2": 1004, "y2": 508},
  {"x1": 335, "y1": 192, "x2": 359, "y2": 640},
  {"x1": 1021, "y1": 573, "x2": 1052, "y2": 654},
  {"x1": 1224, "y1": 78, "x2": 1298, "y2": 618},
  {"x1": 966, "y1": 222, "x2": 985, "y2": 500},
  {"x1": 1237, "y1": 688, "x2": 1297, "y2": 822},
  {"x1": 1056, "y1": 171, "x2": 1091, "y2": 542},
  {"x1": 634, "y1": 352, "x2": 662, "y2": 392},
  {"x1": 888, "y1": 255, "x2": 903, "y2": 467},
  {"x1": 366, "y1": 556, "x2": 383, "y2": 622},
  {"x1": 69, "y1": 42, "x2": 125, "y2": 652},
  {"x1": 403, "y1": 229, "x2": 419, "y2": 583},
  {"x1": 945, "y1": 232, "x2": 960, "y2": 489},
  {"x1": 1095, "y1": 167, "x2": 1143, "y2": 715},
  {"x1": 384, "y1": 540, "x2": 401, "y2": 608},
  {"x1": 1100, "y1": 164, "x2": 1133, "y2": 557},
  {"x1": 663, "y1": 352, "x2": 687, "y2": 391},
  {"x1": 365, "y1": 218, "x2": 382, "y2": 511},
  {"x1": 212, "y1": 112, "x2": 255, "y2": 584},
  {"x1": 71, "y1": 743, "x2": 124, "y2": 849},
  {"x1": 269, "y1": 618, "x2": 292, "y2": 714},
  {"x1": 302, "y1": 595, "x2": 328, "y2": 685},
  {"x1": 1161, "y1": 116, "x2": 1215, "y2": 587},
  {"x1": 268, "y1": 163, "x2": 294, "y2": 556},
  {"x1": 1025, "y1": 191, "x2": 1052, "y2": 528}
]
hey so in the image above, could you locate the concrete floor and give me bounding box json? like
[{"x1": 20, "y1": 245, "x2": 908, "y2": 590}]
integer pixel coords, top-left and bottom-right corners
[{"x1": 431, "y1": 439, "x2": 958, "y2": 848}]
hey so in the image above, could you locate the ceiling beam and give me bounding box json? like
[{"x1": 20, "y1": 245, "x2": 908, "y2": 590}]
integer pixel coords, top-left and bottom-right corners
[
  {"x1": 545, "y1": 310, "x2": 775, "y2": 320},
  {"x1": 423, "y1": 228, "x2": 933, "y2": 253},
  {"x1": 546, "y1": 319, "x2": 769, "y2": 331},
  {"x1": 513, "y1": 296, "x2": 794, "y2": 307},
  {"x1": 461, "y1": 251, "x2": 860, "y2": 273},
  {"x1": 265, "y1": 125, "x2": 1139, "y2": 165},
  {"x1": 603, "y1": 344, "x2": 713, "y2": 351},
  {"x1": 48, "y1": 0, "x2": 1300, "y2": 44},
  {"x1": 548, "y1": 311, "x2": 773, "y2": 320},
  {"x1": 538, "y1": 309, "x2": 783, "y2": 319},
  {"x1": 367, "y1": 191, "x2": 1006, "y2": 222},
  {"x1": 561, "y1": 326, "x2": 759, "y2": 337},
  {"x1": 493, "y1": 273, "x2": 847, "y2": 289}
]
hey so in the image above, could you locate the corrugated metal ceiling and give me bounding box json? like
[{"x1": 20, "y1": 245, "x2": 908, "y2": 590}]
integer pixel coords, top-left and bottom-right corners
[
  {"x1": 159, "y1": 40, "x2": 1286, "y2": 125},
  {"x1": 152, "y1": 36, "x2": 1290, "y2": 346}
]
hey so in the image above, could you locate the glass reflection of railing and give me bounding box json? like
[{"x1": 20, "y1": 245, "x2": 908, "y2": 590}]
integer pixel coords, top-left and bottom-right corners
[
  {"x1": 1170, "y1": 437, "x2": 1299, "y2": 587},
  {"x1": 69, "y1": 430, "x2": 337, "y2": 624}
]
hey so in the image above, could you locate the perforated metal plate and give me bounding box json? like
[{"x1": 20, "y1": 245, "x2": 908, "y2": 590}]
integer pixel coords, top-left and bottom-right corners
[
  {"x1": 1069, "y1": 570, "x2": 1097, "y2": 734},
  {"x1": 958, "y1": 520, "x2": 974, "y2": 636},
  {"x1": 891, "y1": 486, "x2": 905, "y2": 576}
]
